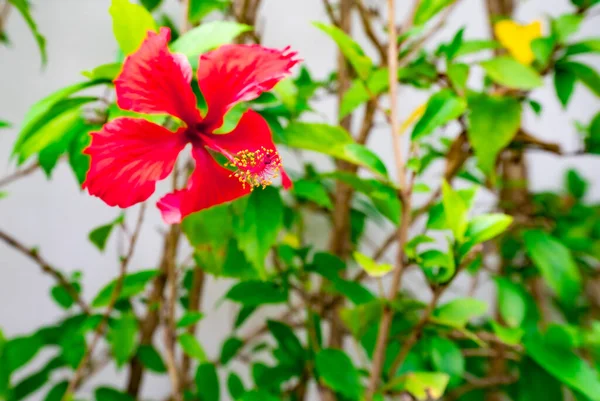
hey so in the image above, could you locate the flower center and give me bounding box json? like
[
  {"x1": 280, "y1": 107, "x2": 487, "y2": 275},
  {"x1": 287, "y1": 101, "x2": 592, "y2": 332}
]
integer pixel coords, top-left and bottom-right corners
[{"x1": 227, "y1": 147, "x2": 283, "y2": 190}]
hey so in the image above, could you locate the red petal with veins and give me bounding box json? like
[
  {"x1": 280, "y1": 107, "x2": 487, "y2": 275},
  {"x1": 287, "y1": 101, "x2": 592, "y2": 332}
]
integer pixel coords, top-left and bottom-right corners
[
  {"x1": 157, "y1": 147, "x2": 251, "y2": 224},
  {"x1": 197, "y1": 44, "x2": 300, "y2": 128},
  {"x1": 115, "y1": 27, "x2": 200, "y2": 124},
  {"x1": 83, "y1": 117, "x2": 186, "y2": 208}
]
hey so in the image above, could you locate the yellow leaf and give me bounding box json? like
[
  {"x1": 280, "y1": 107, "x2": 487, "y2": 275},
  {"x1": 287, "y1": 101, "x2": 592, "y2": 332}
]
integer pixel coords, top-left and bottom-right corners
[
  {"x1": 400, "y1": 103, "x2": 426, "y2": 134},
  {"x1": 494, "y1": 19, "x2": 542, "y2": 65},
  {"x1": 353, "y1": 251, "x2": 393, "y2": 278}
]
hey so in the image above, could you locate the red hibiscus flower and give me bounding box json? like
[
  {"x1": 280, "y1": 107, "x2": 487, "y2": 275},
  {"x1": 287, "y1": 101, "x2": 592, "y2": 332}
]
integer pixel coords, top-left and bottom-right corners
[{"x1": 83, "y1": 27, "x2": 299, "y2": 224}]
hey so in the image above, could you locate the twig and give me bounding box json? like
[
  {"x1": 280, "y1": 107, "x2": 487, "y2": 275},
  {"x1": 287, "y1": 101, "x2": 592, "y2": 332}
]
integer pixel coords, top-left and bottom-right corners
[
  {"x1": 387, "y1": 287, "x2": 444, "y2": 377},
  {"x1": 356, "y1": 0, "x2": 386, "y2": 62},
  {"x1": 180, "y1": 267, "x2": 206, "y2": 384},
  {"x1": 0, "y1": 0, "x2": 11, "y2": 36},
  {"x1": 163, "y1": 255, "x2": 183, "y2": 401},
  {"x1": 366, "y1": 0, "x2": 411, "y2": 397},
  {"x1": 0, "y1": 229, "x2": 90, "y2": 313},
  {"x1": 64, "y1": 204, "x2": 146, "y2": 399},
  {"x1": 0, "y1": 163, "x2": 39, "y2": 188},
  {"x1": 446, "y1": 374, "x2": 517, "y2": 401},
  {"x1": 321, "y1": 0, "x2": 340, "y2": 26}
]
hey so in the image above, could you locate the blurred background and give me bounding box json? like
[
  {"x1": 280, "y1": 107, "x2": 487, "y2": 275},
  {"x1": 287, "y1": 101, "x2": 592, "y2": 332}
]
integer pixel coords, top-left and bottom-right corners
[{"x1": 0, "y1": 0, "x2": 598, "y2": 397}]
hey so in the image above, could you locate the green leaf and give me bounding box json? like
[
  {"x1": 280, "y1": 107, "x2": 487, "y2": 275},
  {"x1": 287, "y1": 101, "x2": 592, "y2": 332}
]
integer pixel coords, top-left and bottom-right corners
[
  {"x1": 240, "y1": 390, "x2": 282, "y2": 401},
  {"x1": 441, "y1": 180, "x2": 469, "y2": 242},
  {"x1": 220, "y1": 337, "x2": 244, "y2": 365},
  {"x1": 340, "y1": 300, "x2": 382, "y2": 339},
  {"x1": 225, "y1": 281, "x2": 287, "y2": 306},
  {"x1": 495, "y1": 278, "x2": 528, "y2": 328},
  {"x1": 183, "y1": 203, "x2": 232, "y2": 247},
  {"x1": 227, "y1": 372, "x2": 246, "y2": 400},
  {"x1": 109, "y1": 0, "x2": 157, "y2": 55},
  {"x1": 136, "y1": 345, "x2": 166, "y2": 373},
  {"x1": 340, "y1": 69, "x2": 388, "y2": 119},
  {"x1": 16, "y1": 101, "x2": 91, "y2": 165},
  {"x1": 12, "y1": 80, "x2": 108, "y2": 160},
  {"x1": 429, "y1": 337, "x2": 465, "y2": 386},
  {"x1": 524, "y1": 230, "x2": 582, "y2": 304},
  {"x1": 526, "y1": 333, "x2": 600, "y2": 401},
  {"x1": 467, "y1": 93, "x2": 521, "y2": 174},
  {"x1": 8, "y1": 0, "x2": 46, "y2": 65},
  {"x1": 92, "y1": 269, "x2": 159, "y2": 308},
  {"x1": 89, "y1": 214, "x2": 124, "y2": 252},
  {"x1": 490, "y1": 321, "x2": 524, "y2": 346},
  {"x1": 554, "y1": 66, "x2": 577, "y2": 108},
  {"x1": 140, "y1": 0, "x2": 162, "y2": 11},
  {"x1": 447, "y1": 63, "x2": 469, "y2": 91},
  {"x1": 50, "y1": 282, "x2": 80, "y2": 310},
  {"x1": 564, "y1": 38, "x2": 600, "y2": 56},
  {"x1": 314, "y1": 22, "x2": 372, "y2": 80},
  {"x1": 82, "y1": 62, "x2": 123, "y2": 81},
  {"x1": 234, "y1": 187, "x2": 283, "y2": 272},
  {"x1": 386, "y1": 372, "x2": 450, "y2": 400},
  {"x1": 12, "y1": 364, "x2": 52, "y2": 401},
  {"x1": 189, "y1": 0, "x2": 229, "y2": 23},
  {"x1": 95, "y1": 387, "x2": 135, "y2": 401},
  {"x1": 353, "y1": 251, "x2": 393, "y2": 278},
  {"x1": 43, "y1": 381, "x2": 68, "y2": 401},
  {"x1": 563, "y1": 61, "x2": 600, "y2": 97},
  {"x1": 315, "y1": 349, "x2": 362, "y2": 399},
  {"x1": 293, "y1": 179, "x2": 333, "y2": 209},
  {"x1": 456, "y1": 39, "x2": 500, "y2": 57},
  {"x1": 196, "y1": 363, "x2": 220, "y2": 401},
  {"x1": 280, "y1": 123, "x2": 388, "y2": 177},
  {"x1": 433, "y1": 298, "x2": 487, "y2": 327},
  {"x1": 4, "y1": 334, "x2": 43, "y2": 373},
  {"x1": 108, "y1": 312, "x2": 138, "y2": 367},
  {"x1": 176, "y1": 311, "x2": 204, "y2": 328},
  {"x1": 552, "y1": 14, "x2": 583, "y2": 43},
  {"x1": 481, "y1": 56, "x2": 544, "y2": 89},
  {"x1": 518, "y1": 358, "x2": 564, "y2": 401},
  {"x1": 412, "y1": 89, "x2": 466, "y2": 139},
  {"x1": 0, "y1": 120, "x2": 11, "y2": 129},
  {"x1": 566, "y1": 169, "x2": 588, "y2": 199},
  {"x1": 465, "y1": 213, "x2": 513, "y2": 244},
  {"x1": 172, "y1": 21, "x2": 250, "y2": 66},
  {"x1": 178, "y1": 333, "x2": 207, "y2": 362},
  {"x1": 531, "y1": 37, "x2": 555, "y2": 66},
  {"x1": 267, "y1": 320, "x2": 304, "y2": 364},
  {"x1": 419, "y1": 248, "x2": 456, "y2": 283},
  {"x1": 413, "y1": 0, "x2": 455, "y2": 26}
]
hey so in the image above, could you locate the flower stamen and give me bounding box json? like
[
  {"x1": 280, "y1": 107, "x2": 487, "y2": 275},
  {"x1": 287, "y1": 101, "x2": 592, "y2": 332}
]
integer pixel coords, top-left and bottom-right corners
[{"x1": 227, "y1": 147, "x2": 282, "y2": 190}]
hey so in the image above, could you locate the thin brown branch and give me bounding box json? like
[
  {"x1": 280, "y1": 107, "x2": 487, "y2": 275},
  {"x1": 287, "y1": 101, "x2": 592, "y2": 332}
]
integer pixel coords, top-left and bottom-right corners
[
  {"x1": 64, "y1": 204, "x2": 146, "y2": 399},
  {"x1": 181, "y1": 267, "x2": 206, "y2": 384},
  {"x1": 0, "y1": 1, "x2": 11, "y2": 36},
  {"x1": 388, "y1": 287, "x2": 444, "y2": 377},
  {"x1": 0, "y1": 163, "x2": 39, "y2": 188},
  {"x1": 366, "y1": 0, "x2": 410, "y2": 397},
  {"x1": 446, "y1": 374, "x2": 518, "y2": 401},
  {"x1": 321, "y1": 0, "x2": 340, "y2": 26},
  {"x1": 0, "y1": 229, "x2": 90, "y2": 313},
  {"x1": 163, "y1": 255, "x2": 183, "y2": 401},
  {"x1": 356, "y1": 0, "x2": 387, "y2": 62}
]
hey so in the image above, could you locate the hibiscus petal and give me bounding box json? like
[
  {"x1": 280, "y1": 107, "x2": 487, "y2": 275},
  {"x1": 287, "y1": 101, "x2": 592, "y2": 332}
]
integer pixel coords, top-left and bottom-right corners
[
  {"x1": 115, "y1": 27, "x2": 200, "y2": 124},
  {"x1": 197, "y1": 44, "x2": 299, "y2": 128},
  {"x1": 157, "y1": 147, "x2": 251, "y2": 224},
  {"x1": 83, "y1": 117, "x2": 186, "y2": 208},
  {"x1": 203, "y1": 110, "x2": 293, "y2": 189}
]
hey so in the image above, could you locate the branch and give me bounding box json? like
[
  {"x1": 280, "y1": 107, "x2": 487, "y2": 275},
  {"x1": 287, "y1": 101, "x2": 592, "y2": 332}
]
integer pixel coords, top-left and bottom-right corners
[
  {"x1": 0, "y1": 229, "x2": 90, "y2": 313},
  {"x1": 163, "y1": 249, "x2": 183, "y2": 401},
  {"x1": 0, "y1": 163, "x2": 40, "y2": 188},
  {"x1": 64, "y1": 204, "x2": 146, "y2": 399},
  {"x1": 356, "y1": 0, "x2": 386, "y2": 62},
  {"x1": 366, "y1": 0, "x2": 411, "y2": 397},
  {"x1": 387, "y1": 287, "x2": 444, "y2": 377},
  {"x1": 446, "y1": 374, "x2": 517, "y2": 401},
  {"x1": 321, "y1": 0, "x2": 340, "y2": 25}
]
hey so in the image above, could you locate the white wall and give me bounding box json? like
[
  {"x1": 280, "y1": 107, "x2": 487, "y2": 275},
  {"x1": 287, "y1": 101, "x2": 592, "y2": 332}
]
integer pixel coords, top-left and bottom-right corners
[{"x1": 0, "y1": 0, "x2": 599, "y2": 398}]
